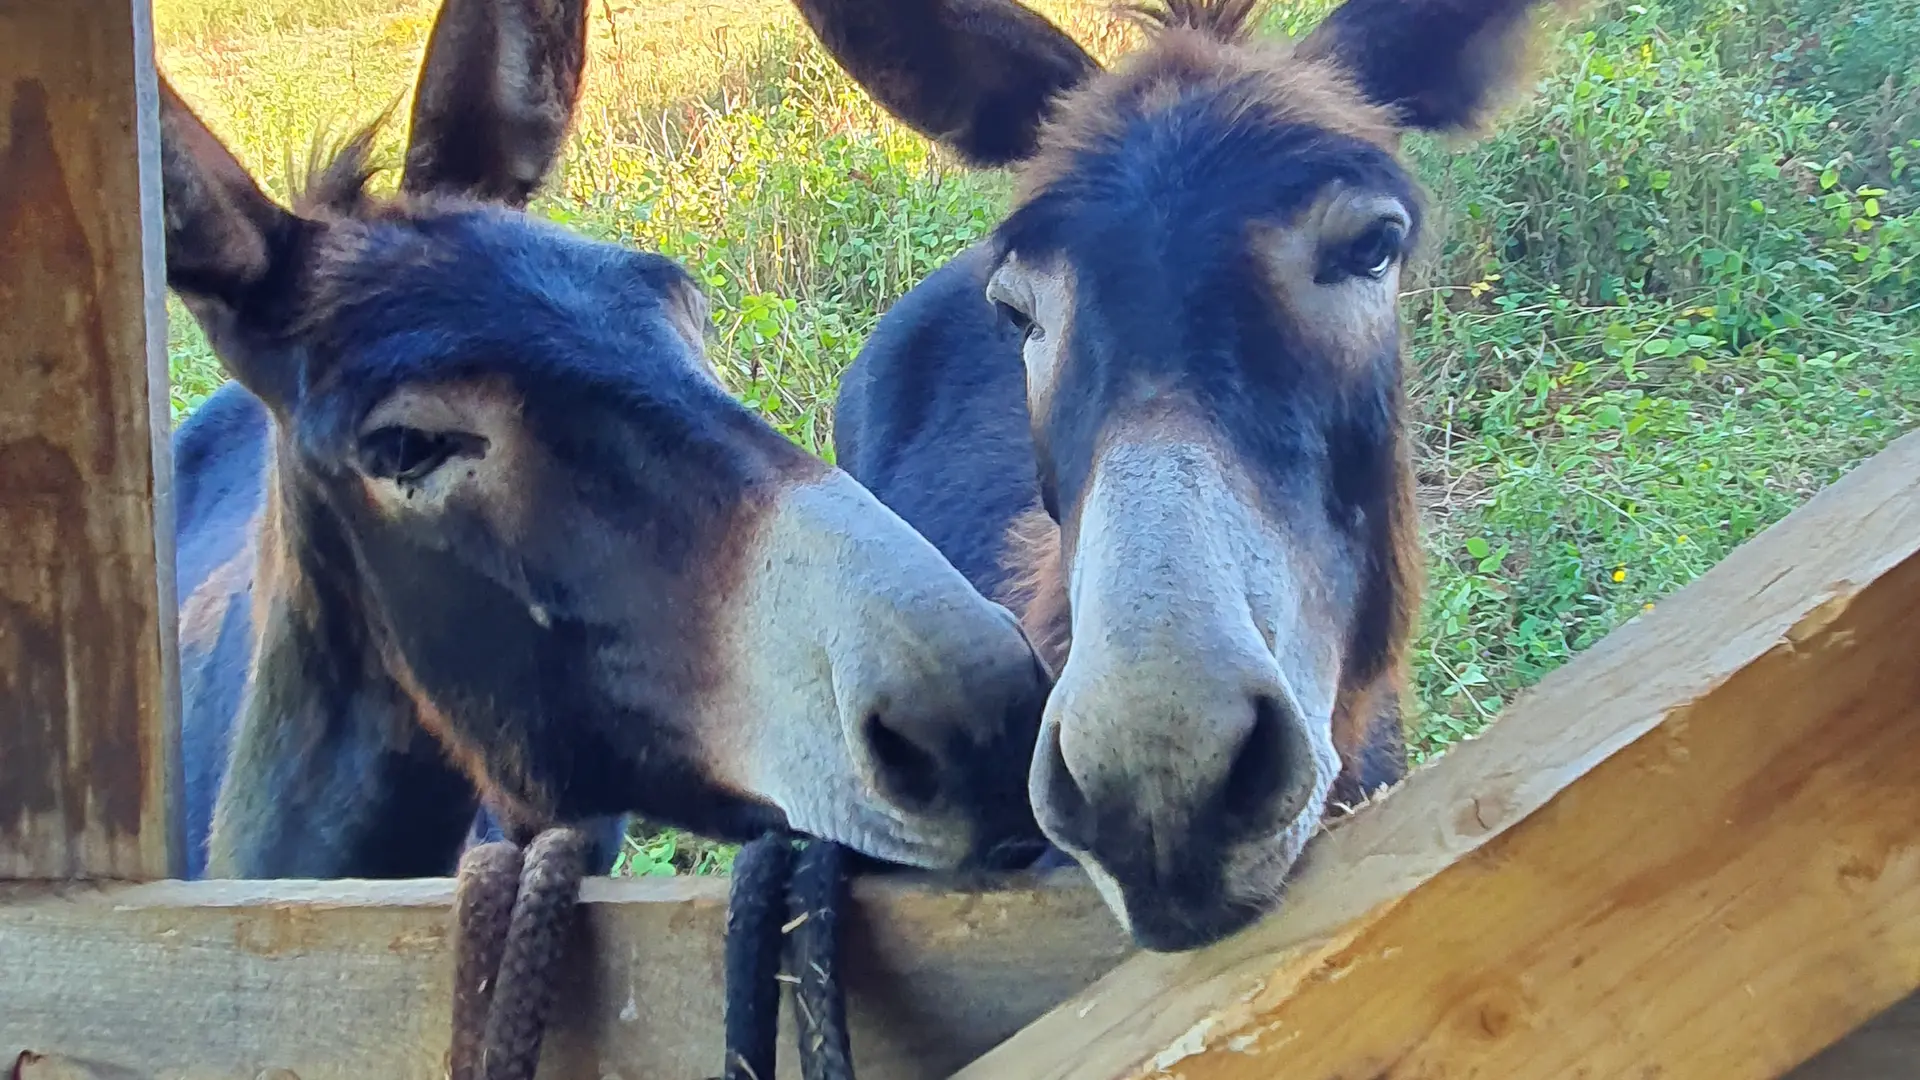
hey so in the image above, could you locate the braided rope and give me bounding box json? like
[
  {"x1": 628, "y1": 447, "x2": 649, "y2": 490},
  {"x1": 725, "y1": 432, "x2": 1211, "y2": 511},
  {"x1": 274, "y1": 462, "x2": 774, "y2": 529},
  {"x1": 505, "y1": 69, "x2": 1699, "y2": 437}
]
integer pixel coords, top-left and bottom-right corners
[
  {"x1": 788, "y1": 840, "x2": 853, "y2": 1080},
  {"x1": 449, "y1": 827, "x2": 857, "y2": 1080},
  {"x1": 448, "y1": 826, "x2": 592, "y2": 1080},
  {"x1": 724, "y1": 834, "x2": 796, "y2": 1080},
  {"x1": 451, "y1": 842, "x2": 524, "y2": 1080}
]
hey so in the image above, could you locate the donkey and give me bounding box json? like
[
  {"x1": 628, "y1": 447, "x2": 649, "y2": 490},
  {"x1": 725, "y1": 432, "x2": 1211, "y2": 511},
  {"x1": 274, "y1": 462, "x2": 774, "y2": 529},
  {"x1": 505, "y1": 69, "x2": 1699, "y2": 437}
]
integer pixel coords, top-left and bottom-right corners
[
  {"x1": 165, "y1": 0, "x2": 1052, "y2": 882},
  {"x1": 803, "y1": 0, "x2": 1554, "y2": 949}
]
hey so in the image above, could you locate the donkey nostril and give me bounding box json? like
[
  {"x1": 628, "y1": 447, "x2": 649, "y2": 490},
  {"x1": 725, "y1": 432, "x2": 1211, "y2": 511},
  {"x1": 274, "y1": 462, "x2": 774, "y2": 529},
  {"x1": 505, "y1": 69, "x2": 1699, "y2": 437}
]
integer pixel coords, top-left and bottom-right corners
[
  {"x1": 1037, "y1": 724, "x2": 1095, "y2": 846},
  {"x1": 1221, "y1": 694, "x2": 1290, "y2": 823},
  {"x1": 864, "y1": 712, "x2": 944, "y2": 811}
]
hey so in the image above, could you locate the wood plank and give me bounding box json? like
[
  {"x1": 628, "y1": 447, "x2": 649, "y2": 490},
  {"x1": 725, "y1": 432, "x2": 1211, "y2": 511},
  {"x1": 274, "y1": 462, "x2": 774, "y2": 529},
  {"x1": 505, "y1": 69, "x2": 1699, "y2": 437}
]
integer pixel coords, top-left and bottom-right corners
[
  {"x1": 0, "y1": 872, "x2": 1133, "y2": 1080},
  {"x1": 958, "y1": 426, "x2": 1920, "y2": 1080},
  {"x1": 0, "y1": 0, "x2": 182, "y2": 880}
]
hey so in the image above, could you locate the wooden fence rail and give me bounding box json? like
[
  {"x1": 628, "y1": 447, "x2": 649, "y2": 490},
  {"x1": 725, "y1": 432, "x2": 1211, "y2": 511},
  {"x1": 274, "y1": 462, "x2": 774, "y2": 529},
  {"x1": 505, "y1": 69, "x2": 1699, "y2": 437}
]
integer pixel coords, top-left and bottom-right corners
[{"x1": 0, "y1": 874, "x2": 1130, "y2": 1079}]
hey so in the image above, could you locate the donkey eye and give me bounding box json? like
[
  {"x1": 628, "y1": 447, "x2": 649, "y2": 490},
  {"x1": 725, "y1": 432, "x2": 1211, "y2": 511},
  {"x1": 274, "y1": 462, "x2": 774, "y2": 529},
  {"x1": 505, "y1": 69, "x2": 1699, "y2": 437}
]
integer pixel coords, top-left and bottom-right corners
[
  {"x1": 1341, "y1": 219, "x2": 1407, "y2": 281},
  {"x1": 995, "y1": 300, "x2": 1039, "y2": 342},
  {"x1": 357, "y1": 426, "x2": 482, "y2": 483}
]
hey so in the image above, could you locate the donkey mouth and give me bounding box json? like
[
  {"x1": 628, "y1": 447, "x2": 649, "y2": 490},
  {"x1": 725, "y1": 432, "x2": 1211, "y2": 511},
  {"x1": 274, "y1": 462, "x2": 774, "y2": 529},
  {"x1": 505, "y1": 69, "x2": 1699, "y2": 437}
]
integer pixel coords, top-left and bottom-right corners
[
  {"x1": 1024, "y1": 842, "x2": 1081, "y2": 873},
  {"x1": 973, "y1": 834, "x2": 1053, "y2": 872},
  {"x1": 1129, "y1": 897, "x2": 1268, "y2": 953}
]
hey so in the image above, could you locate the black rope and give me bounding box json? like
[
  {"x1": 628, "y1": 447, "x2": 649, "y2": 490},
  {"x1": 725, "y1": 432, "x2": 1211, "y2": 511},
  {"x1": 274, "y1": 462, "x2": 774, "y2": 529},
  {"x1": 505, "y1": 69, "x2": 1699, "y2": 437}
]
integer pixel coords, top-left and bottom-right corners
[
  {"x1": 788, "y1": 840, "x2": 854, "y2": 1080},
  {"x1": 724, "y1": 833, "x2": 797, "y2": 1080},
  {"x1": 718, "y1": 832, "x2": 858, "y2": 1080}
]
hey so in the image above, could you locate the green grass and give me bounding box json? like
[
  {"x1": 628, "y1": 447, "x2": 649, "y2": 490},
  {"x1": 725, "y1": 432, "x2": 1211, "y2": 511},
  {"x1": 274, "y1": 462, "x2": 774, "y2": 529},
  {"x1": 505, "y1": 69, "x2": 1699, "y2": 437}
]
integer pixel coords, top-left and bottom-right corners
[{"x1": 156, "y1": 0, "x2": 1920, "y2": 871}]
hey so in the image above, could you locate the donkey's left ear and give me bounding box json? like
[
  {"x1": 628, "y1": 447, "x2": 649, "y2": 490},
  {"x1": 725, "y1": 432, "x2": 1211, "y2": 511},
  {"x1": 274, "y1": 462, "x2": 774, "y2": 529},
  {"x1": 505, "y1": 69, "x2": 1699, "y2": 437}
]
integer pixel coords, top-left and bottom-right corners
[
  {"x1": 400, "y1": 0, "x2": 591, "y2": 205},
  {"x1": 1296, "y1": 0, "x2": 1555, "y2": 134}
]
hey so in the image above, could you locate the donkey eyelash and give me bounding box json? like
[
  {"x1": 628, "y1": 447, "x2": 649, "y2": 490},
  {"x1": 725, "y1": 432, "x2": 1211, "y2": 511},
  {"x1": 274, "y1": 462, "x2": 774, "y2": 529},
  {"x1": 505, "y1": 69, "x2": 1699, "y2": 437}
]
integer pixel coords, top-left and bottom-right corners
[
  {"x1": 357, "y1": 426, "x2": 487, "y2": 484},
  {"x1": 995, "y1": 299, "x2": 1039, "y2": 340},
  {"x1": 1313, "y1": 219, "x2": 1408, "y2": 285}
]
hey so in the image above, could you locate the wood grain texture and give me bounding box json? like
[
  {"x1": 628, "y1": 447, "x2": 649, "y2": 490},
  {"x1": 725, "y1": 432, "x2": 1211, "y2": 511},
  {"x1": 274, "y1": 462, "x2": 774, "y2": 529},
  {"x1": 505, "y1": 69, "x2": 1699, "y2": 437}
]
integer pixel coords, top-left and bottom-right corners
[
  {"x1": 0, "y1": 0, "x2": 182, "y2": 881},
  {"x1": 0, "y1": 872, "x2": 1133, "y2": 1080},
  {"x1": 959, "y1": 427, "x2": 1920, "y2": 1080}
]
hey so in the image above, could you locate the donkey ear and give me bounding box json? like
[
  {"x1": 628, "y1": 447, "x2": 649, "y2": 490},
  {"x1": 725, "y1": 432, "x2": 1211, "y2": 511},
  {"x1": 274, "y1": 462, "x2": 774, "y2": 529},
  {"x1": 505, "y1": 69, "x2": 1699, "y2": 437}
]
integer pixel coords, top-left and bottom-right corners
[
  {"x1": 792, "y1": 0, "x2": 1101, "y2": 167},
  {"x1": 1296, "y1": 0, "x2": 1550, "y2": 134},
  {"x1": 400, "y1": 0, "x2": 591, "y2": 205},
  {"x1": 158, "y1": 76, "x2": 297, "y2": 308},
  {"x1": 159, "y1": 76, "x2": 308, "y2": 407}
]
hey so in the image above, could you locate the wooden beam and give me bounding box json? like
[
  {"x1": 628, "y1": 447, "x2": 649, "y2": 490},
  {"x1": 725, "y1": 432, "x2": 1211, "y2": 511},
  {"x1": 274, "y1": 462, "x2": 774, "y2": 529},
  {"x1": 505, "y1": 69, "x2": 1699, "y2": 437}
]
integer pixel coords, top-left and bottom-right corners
[
  {"x1": 959, "y1": 426, "x2": 1920, "y2": 1080},
  {"x1": 0, "y1": 872, "x2": 1132, "y2": 1079},
  {"x1": 0, "y1": 0, "x2": 182, "y2": 880}
]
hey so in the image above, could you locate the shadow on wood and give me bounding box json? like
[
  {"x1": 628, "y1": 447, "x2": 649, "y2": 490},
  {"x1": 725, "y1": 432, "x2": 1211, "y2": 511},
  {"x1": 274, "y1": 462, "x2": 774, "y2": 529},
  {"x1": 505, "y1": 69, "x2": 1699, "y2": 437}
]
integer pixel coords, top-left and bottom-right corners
[{"x1": 1787, "y1": 991, "x2": 1920, "y2": 1079}]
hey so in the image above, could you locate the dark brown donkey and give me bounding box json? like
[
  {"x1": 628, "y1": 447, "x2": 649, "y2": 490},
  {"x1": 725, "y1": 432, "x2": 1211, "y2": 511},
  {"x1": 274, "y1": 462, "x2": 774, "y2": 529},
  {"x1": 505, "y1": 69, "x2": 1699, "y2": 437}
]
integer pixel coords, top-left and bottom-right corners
[
  {"x1": 805, "y1": 0, "x2": 1555, "y2": 950},
  {"x1": 168, "y1": 0, "x2": 1050, "y2": 882}
]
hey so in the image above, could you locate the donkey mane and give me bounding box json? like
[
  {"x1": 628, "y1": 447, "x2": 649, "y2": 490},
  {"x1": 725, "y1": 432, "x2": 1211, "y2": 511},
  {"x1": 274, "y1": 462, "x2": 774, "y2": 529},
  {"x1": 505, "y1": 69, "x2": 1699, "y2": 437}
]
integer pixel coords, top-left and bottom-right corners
[
  {"x1": 1125, "y1": 0, "x2": 1263, "y2": 42},
  {"x1": 292, "y1": 117, "x2": 389, "y2": 218},
  {"x1": 1010, "y1": 5, "x2": 1399, "y2": 203}
]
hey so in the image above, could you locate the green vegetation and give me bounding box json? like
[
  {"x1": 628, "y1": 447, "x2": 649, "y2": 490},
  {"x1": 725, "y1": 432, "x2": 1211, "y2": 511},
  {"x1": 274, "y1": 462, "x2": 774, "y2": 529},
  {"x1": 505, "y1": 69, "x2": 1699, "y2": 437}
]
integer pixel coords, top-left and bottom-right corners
[{"x1": 158, "y1": 0, "x2": 1919, "y2": 868}]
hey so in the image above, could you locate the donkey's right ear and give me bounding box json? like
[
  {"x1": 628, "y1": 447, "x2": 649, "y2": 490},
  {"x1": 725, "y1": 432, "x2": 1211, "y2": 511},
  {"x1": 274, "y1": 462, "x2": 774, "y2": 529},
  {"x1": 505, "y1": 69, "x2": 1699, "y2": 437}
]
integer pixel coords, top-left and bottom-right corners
[
  {"x1": 159, "y1": 77, "x2": 299, "y2": 309},
  {"x1": 159, "y1": 76, "x2": 309, "y2": 408},
  {"x1": 791, "y1": 0, "x2": 1101, "y2": 167}
]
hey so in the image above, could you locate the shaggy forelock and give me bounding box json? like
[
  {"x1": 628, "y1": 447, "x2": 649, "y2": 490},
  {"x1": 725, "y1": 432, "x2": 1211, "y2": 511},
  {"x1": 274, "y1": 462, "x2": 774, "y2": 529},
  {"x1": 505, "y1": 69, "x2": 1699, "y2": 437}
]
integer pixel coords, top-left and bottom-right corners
[{"x1": 1012, "y1": 6, "x2": 1401, "y2": 205}]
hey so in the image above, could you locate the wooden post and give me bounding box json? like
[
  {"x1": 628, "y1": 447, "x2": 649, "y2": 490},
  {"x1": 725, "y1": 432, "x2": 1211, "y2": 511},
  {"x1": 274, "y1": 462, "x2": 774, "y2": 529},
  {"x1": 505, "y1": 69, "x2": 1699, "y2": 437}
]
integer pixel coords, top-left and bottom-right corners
[
  {"x1": 0, "y1": 0, "x2": 182, "y2": 881},
  {"x1": 959, "y1": 427, "x2": 1920, "y2": 1080}
]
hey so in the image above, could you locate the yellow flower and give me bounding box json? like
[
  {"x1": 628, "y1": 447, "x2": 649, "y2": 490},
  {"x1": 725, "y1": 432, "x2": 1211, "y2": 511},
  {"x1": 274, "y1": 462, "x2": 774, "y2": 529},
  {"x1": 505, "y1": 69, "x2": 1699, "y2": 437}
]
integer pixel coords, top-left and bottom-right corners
[
  {"x1": 1612, "y1": 568, "x2": 1627, "y2": 583},
  {"x1": 1643, "y1": 602, "x2": 1656, "y2": 613},
  {"x1": 1676, "y1": 534, "x2": 1689, "y2": 544}
]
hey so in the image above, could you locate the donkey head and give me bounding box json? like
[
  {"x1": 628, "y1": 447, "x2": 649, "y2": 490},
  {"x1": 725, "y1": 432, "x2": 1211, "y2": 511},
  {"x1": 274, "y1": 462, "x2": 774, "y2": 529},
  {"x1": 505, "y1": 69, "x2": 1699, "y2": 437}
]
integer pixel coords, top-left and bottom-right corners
[
  {"x1": 804, "y1": 0, "x2": 1551, "y2": 947},
  {"x1": 163, "y1": 0, "x2": 1050, "y2": 874}
]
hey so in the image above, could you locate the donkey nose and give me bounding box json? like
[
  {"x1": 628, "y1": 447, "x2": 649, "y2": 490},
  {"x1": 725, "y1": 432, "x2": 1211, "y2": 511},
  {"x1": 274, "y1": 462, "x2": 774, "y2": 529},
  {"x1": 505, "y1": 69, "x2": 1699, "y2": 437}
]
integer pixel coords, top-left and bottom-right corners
[
  {"x1": 1033, "y1": 675, "x2": 1319, "y2": 866},
  {"x1": 853, "y1": 631, "x2": 1051, "y2": 815}
]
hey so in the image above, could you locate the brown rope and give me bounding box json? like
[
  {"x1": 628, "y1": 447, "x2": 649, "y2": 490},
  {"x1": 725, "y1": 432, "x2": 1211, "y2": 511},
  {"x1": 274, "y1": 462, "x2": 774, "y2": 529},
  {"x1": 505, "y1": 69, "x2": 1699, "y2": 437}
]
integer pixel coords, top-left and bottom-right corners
[
  {"x1": 448, "y1": 826, "x2": 593, "y2": 1080},
  {"x1": 451, "y1": 842, "x2": 524, "y2": 1080}
]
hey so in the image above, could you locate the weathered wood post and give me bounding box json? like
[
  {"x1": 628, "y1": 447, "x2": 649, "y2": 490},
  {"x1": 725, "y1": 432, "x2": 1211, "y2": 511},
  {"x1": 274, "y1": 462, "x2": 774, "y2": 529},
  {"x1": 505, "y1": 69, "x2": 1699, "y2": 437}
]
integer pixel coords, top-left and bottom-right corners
[{"x1": 0, "y1": 0, "x2": 181, "y2": 882}]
